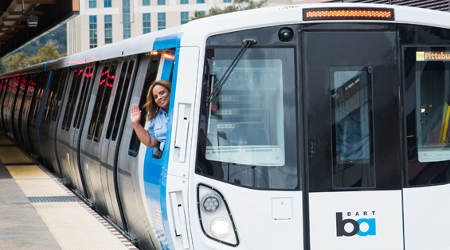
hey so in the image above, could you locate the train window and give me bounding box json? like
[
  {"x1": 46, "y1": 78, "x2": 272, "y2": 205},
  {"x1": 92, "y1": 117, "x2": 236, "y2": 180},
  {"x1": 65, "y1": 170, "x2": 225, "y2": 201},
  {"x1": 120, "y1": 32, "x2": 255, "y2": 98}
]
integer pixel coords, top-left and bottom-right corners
[
  {"x1": 32, "y1": 73, "x2": 48, "y2": 121},
  {"x1": 196, "y1": 46, "x2": 298, "y2": 190},
  {"x1": 62, "y1": 68, "x2": 83, "y2": 131},
  {"x1": 0, "y1": 80, "x2": 4, "y2": 100},
  {"x1": 106, "y1": 60, "x2": 135, "y2": 141},
  {"x1": 404, "y1": 47, "x2": 450, "y2": 186},
  {"x1": 73, "y1": 65, "x2": 95, "y2": 129},
  {"x1": 87, "y1": 63, "x2": 117, "y2": 142},
  {"x1": 331, "y1": 67, "x2": 375, "y2": 188},
  {"x1": 44, "y1": 71, "x2": 65, "y2": 122},
  {"x1": 52, "y1": 70, "x2": 68, "y2": 121},
  {"x1": 128, "y1": 55, "x2": 161, "y2": 156}
]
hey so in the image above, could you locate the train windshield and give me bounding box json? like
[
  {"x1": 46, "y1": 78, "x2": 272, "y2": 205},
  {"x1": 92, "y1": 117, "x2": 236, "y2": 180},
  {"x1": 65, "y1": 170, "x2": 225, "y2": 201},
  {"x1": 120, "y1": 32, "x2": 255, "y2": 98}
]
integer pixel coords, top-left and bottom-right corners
[
  {"x1": 206, "y1": 58, "x2": 285, "y2": 166},
  {"x1": 196, "y1": 46, "x2": 298, "y2": 190}
]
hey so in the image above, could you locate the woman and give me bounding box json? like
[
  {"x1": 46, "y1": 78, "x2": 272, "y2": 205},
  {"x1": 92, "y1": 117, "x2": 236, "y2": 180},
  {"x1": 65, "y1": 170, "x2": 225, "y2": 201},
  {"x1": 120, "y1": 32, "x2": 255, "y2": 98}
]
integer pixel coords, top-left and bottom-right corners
[{"x1": 130, "y1": 80, "x2": 171, "y2": 151}]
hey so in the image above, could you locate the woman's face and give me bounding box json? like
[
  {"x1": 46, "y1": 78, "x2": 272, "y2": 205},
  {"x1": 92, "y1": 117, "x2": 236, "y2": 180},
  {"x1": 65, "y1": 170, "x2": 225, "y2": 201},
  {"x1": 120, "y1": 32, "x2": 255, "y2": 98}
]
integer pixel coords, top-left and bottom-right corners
[{"x1": 152, "y1": 84, "x2": 170, "y2": 111}]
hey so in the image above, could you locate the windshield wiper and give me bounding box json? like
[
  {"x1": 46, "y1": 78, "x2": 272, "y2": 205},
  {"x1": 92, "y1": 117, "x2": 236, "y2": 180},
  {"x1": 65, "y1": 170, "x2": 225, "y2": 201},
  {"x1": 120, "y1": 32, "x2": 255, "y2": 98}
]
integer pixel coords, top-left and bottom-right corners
[{"x1": 208, "y1": 39, "x2": 257, "y2": 103}]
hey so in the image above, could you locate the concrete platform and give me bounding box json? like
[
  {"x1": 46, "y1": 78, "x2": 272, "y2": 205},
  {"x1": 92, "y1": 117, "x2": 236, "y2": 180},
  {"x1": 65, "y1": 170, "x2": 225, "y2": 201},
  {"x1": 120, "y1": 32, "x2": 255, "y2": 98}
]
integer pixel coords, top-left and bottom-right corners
[{"x1": 0, "y1": 134, "x2": 138, "y2": 250}]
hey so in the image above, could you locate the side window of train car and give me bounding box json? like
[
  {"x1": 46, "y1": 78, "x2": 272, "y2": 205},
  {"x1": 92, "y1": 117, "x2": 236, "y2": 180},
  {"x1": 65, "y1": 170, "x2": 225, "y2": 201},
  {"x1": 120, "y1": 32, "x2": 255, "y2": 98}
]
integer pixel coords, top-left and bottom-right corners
[
  {"x1": 73, "y1": 65, "x2": 95, "y2": 129},
  {"x1": 32, "y1": 73, "x2": 49, "y2": 121},
  {"x1": 128, "y1": 54, "x2": 162, "y2": 156},
  {"x1": 51, "y1": 70, "x2": 69, "y2": 122},
  {"x1": 404, "y1": 47, "x2": 450, "y2": 186},
  {"x1": 0, "y1": 80, "x2": 4, "y2": 100},
  {"x1": 106, "y1": 59, "x2": 136, "y2": 141},
  {"x1": 61, "y1": 68, "x2": 84, "y2": 131},
  {"x1": 87, "y1": 62, "x2": 117, "y2": 142},
  {"x1": 43, "y1": 72, "x2": 59, "y2": 122}
]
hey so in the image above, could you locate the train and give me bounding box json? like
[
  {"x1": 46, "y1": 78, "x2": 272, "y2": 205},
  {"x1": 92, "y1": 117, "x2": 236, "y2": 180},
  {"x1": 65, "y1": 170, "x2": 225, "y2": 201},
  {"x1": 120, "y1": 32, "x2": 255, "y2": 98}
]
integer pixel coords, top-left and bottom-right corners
[{"x1": 1, "y1": 3, "x2": 450, "y2": 250}]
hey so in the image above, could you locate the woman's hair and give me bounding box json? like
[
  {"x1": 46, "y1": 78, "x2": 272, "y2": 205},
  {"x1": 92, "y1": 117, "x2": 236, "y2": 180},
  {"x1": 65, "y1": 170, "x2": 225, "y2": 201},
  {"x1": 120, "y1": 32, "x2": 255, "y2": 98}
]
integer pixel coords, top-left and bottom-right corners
[{"x1": 143, "y1": 80, "x2": 171, "y2": 120}]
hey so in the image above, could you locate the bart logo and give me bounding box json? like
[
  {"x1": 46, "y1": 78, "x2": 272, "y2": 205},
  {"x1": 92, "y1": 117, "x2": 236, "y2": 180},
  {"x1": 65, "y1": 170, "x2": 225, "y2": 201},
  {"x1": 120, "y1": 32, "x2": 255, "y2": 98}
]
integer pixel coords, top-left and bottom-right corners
[{"x1": 336, "y1": 212, "x2": 376, "y2": 237}]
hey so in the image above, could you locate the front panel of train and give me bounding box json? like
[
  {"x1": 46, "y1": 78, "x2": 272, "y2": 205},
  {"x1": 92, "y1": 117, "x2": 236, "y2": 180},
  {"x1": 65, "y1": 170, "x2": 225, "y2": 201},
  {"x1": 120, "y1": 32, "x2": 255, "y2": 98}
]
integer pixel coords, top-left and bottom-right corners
[
  {"x1": 189, "y1": 25, "x2": 304, "y2": 250},
  {"x1": 185, "y1": 6, "x2": 450, "y2": 250}
]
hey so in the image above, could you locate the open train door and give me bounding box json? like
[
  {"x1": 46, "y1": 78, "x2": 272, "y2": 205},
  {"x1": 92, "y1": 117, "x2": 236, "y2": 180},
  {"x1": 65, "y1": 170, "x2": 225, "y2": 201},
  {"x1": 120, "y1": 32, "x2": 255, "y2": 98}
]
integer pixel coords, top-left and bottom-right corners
[{"x1": 301, "y1": 25, "x2": 404, "y2": 250}]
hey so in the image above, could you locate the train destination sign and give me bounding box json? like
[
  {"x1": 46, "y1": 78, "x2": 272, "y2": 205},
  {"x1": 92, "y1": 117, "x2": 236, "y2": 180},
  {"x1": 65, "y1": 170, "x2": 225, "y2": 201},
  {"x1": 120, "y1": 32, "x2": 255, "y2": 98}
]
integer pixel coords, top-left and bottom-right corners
[{"x1": 416, "y1": 51, "x2": 450, "y2": 61}]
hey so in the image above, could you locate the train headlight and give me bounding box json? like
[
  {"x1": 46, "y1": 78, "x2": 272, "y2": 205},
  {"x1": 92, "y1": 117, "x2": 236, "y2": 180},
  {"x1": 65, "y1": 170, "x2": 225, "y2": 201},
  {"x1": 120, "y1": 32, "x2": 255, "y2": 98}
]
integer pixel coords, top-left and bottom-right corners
[
  {"x1": 210, "y1": 217, "x2": 231, "y2": 237},
  {"x1": 202, "y1": 195, "x2": 220, "y2": 213},
  {"x1": 198, "y1": 184, "x2": 239, "y2": 246}
]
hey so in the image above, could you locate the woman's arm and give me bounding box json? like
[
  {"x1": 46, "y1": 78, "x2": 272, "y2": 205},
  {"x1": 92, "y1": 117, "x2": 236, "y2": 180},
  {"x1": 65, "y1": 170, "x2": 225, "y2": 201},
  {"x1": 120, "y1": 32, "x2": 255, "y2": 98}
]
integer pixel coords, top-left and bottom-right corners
[{"x1": 130, "y1": 104, "x2": 159, "y2": 148}]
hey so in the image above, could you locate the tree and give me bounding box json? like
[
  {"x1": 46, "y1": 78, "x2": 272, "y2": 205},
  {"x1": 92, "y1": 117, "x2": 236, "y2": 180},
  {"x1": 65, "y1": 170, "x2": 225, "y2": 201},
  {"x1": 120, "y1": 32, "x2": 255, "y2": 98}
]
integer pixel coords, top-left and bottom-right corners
[
  {"x1": 3, "y1": 44, "x2": 64, "y2": 72},
  {"x1": 6, "y1": 52, "x2": 31, "y2": 72},
  {"x1": 193, "y1": 0, "x2": 267, "y2": 19},
  {"x1": 30, "y1": 44, "x2": 63, "y2": 64}
]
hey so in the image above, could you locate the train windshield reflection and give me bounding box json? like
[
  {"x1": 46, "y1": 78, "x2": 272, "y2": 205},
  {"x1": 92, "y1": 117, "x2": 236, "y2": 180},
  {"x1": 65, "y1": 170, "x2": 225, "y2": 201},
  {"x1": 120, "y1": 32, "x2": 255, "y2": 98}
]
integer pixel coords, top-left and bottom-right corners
[{"x1": 206, "y1": 58, "x2": 285, "y2": 166}]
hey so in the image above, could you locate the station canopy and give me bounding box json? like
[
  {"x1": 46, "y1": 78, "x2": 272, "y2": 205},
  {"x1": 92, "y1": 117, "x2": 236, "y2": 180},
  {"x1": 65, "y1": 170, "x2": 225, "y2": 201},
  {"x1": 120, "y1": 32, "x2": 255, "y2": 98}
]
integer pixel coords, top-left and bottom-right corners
[{"x1": 0, "y1": 0, "x2": 79, "y2": 58}]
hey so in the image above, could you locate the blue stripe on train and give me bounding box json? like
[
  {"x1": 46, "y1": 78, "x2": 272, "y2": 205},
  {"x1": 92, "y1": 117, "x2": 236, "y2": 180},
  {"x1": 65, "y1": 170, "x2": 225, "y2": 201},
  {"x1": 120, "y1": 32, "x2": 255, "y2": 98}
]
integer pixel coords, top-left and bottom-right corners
[{"x1": 143, "y1": 33, "x2": 182, "y2": 250}]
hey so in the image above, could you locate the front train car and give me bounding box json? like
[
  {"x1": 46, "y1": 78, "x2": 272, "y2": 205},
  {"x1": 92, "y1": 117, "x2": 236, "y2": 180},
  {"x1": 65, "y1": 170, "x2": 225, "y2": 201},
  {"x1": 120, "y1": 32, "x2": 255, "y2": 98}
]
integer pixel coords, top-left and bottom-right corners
[
  {"x1": 166, "y1": 3, "x2": 450, "y2": 250},
  {"x1": 1, "y1": 3, "x2": 450, "y2": 250}
]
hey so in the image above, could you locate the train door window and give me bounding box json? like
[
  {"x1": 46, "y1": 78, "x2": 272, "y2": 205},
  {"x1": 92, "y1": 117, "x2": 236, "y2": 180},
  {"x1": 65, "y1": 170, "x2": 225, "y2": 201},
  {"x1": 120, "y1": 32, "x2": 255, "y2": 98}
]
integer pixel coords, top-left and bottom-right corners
[
  {"x1": 43, "y1": 73, "x2": 56, "y2": 122},
  {"x1": 128, "y1": 54, "x2": 161, "y2": 156},
  {"x1": 73, "y1": 65, "x2": 95, "y2": 129},
  {"x1": 331, "y1": 67, "x2": 375, "y2": 188},
  {"x1": 196, "y1": 46, "x2": 298, "y2": 190},
  {"x1": 106, "y1": 59, "x2": 135, "y2": 141},
  {"x1": 0, "y1": 80, "x2": 4, "y2": 100},
  {"x1": 62, "y1": 68, "x2": 83, "y2": 131},
  {"x1": 32, "y1": 73, "x2": 48, "y2": 120},
  {"x1": 87, "y1": 63, "x2": 117, "y2": 142},
  {"x1": 52, "y1": 70, "x2": 69, "y2": 121},
  {"x1": 404, "y1": 47, "x2": 450, "y2": 186},
  {"x1": 45, "y1": 72, "x2": 64, "y2": 122}
]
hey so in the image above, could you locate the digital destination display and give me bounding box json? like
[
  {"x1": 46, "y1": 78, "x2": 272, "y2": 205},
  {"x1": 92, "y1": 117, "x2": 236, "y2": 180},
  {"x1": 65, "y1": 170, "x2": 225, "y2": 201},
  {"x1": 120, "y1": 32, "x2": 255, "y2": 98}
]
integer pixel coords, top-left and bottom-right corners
[{"x1": 416, "y1": 51, "x2": 450, "y2": 61}]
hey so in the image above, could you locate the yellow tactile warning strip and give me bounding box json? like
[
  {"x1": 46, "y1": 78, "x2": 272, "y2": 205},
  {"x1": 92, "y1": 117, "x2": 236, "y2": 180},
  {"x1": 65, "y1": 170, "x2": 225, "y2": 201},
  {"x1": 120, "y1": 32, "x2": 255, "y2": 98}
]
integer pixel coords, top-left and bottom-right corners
[
  {"x1": 0, "y1": 143, "x2": 138, "y2": 250},
  {"x1": 0, "y1": 146, "x2": 34, "y2": 164}
]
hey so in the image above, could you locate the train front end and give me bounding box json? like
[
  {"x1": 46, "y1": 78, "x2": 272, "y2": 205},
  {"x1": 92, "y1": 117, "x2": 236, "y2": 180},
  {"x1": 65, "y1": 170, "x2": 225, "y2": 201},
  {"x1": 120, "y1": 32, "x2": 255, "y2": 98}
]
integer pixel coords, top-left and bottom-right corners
[{"x1": 161, "y1": 4, "x2": 450, "y2": 250}]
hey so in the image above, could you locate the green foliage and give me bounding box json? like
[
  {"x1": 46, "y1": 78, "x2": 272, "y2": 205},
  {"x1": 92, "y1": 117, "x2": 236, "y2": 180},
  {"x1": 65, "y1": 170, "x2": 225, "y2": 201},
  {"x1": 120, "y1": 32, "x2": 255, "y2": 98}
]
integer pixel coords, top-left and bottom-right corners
[
  {"x1": 193, "y1": 0, "x2": 267, "y2": 20},
  {"x1": 6, "y1": 52, "x2": 31, "y2": 72},
  {"x1": 0, "y1": 24, "x2": 67, "y2": 73},
  {"x1": 19, "y1": 24, "x2": 67, "y2": 56},
  {"x1": 2, "y1": 44, "x2": 64, "y2": 73},
  {"x1": 34, "y1": 44, "x2": 62, "y2": 62}
]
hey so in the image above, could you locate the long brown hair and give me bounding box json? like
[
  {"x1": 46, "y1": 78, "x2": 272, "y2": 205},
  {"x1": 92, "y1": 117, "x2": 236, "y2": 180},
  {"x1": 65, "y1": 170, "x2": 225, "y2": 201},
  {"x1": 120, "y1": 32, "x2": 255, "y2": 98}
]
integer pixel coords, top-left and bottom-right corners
[{"x1": 143, "y1": 80, "x2": 171, "y2": 120}]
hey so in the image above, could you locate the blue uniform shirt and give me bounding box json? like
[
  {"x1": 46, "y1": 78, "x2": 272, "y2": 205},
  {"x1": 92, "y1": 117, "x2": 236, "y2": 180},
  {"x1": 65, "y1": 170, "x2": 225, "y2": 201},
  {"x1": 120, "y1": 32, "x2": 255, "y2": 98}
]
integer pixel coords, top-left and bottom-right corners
[{"x1": 147, "y1": 108, "x2": 168, "y2": 151}]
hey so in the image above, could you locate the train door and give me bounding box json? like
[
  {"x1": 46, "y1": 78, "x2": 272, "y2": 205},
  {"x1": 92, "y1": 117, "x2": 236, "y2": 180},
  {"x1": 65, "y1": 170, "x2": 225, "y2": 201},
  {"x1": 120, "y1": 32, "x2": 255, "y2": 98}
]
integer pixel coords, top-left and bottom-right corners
[
  {"x1": 302, "y1": 27, "x2": 404, "y2": 250},
  {"x1": 12, "y1": 75, "x2": 28, "y2": 148},
  {"x1": 56, "y1": 66, "x2": 94, "y2": 195},
  {"x1": 402, "y1": 45, "x2": 450, "y2": 250},
  {"x1": 116, "y1": 53, "x2": 162, "y2": 250},
  {"x1": 21, "y1": 74, "x2": 38, "y2": 154},
  {"x1": 99, "y1": 58, "x2": 138, "y2": 230}
]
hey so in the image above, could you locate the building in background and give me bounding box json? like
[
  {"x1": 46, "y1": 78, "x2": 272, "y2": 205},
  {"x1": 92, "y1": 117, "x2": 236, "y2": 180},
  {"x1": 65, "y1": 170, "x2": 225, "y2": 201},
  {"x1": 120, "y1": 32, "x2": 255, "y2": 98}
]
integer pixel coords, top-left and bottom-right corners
[
  {"x1": 64, "y1": 0, "x2": 450, "y2": 55},
  {"x1": 67, "y1": 0, "x2": 240, "y2": 54}
]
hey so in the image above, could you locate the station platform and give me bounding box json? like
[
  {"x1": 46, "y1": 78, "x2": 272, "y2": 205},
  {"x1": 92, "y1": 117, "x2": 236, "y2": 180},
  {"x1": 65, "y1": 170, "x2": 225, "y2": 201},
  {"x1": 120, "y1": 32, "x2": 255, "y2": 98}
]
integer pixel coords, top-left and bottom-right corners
[{"x1": 0, "y1": 133, "x2": 138, "y2": 250}]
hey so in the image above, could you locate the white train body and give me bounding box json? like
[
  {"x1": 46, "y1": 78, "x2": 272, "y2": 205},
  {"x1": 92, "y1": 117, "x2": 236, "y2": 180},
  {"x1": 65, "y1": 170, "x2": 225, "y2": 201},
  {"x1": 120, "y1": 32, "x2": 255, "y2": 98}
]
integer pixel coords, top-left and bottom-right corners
[{"x1": 0, "y1": 3, "x2": 449, "y2": 250}]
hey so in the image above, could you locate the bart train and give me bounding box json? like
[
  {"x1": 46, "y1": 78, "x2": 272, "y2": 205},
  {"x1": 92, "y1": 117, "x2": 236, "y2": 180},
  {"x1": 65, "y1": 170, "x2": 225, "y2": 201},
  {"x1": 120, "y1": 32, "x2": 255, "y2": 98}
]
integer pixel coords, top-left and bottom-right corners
[{"x1": 0, "y1": 3, "x2": 449, "y2": 250}]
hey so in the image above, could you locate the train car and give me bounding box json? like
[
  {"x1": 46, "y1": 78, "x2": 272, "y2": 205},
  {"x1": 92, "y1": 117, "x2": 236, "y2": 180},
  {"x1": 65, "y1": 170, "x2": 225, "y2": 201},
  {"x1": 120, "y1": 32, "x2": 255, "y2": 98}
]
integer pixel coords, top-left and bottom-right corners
[{"x1": 1, "y1": 3, "x2": 450, "y2": 250}]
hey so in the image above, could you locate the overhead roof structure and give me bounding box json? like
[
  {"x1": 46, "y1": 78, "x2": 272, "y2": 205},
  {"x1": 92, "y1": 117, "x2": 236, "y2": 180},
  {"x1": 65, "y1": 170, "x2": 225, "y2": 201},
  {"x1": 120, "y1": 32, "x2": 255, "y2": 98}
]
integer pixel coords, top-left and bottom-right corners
[{"x1": 0, "y1": 0, "x2": 79, "y2": 58}]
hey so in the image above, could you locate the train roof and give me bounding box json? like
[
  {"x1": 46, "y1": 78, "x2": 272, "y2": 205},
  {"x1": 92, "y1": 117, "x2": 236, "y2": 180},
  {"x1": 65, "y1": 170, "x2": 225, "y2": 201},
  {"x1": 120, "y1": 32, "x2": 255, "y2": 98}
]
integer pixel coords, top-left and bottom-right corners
[
  {"x1": 181, "y1": 3, "x2": 450, "y2": 44},
  {"x1": 3, "y1": 3, "x2": 450, "y2": 75}
]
